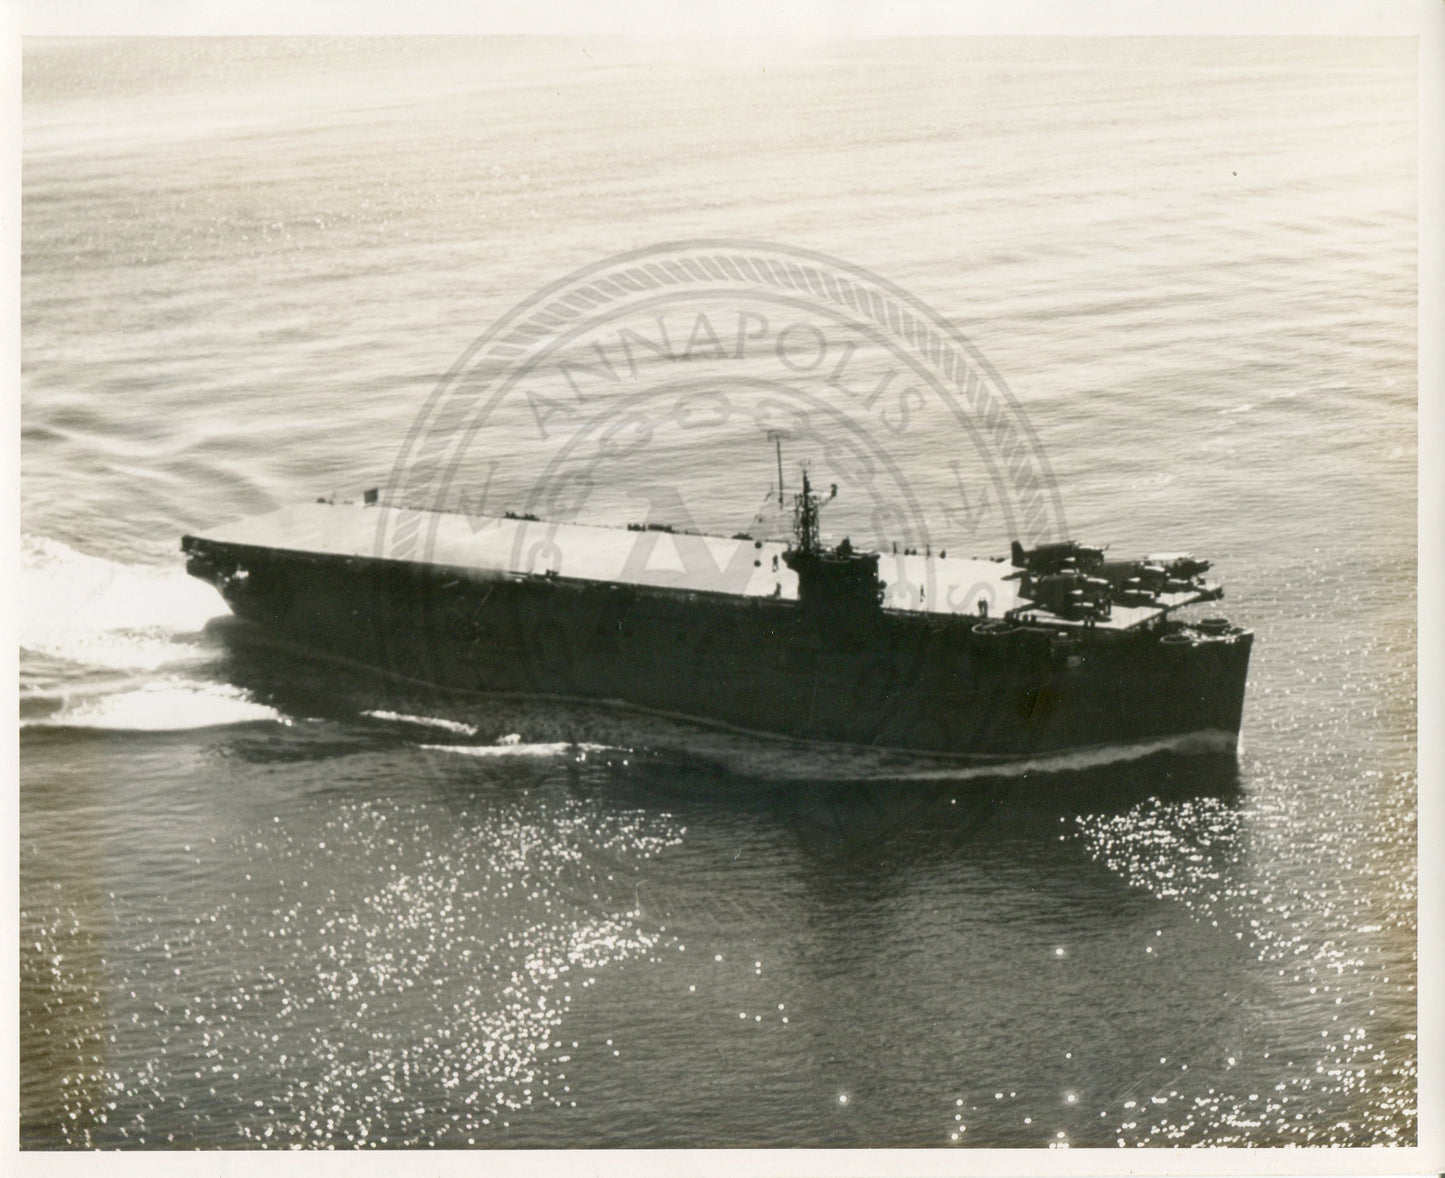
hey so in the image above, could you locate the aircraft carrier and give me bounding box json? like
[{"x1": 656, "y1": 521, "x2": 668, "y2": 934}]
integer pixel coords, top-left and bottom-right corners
[{"x1": 182, "y1": 473, "x2": 1252, "y2": 764}]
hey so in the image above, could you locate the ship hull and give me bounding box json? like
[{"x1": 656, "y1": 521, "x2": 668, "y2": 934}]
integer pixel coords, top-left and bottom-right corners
[{"x1": 184, "y1": 539, "x2": 1252, "y2": 764}]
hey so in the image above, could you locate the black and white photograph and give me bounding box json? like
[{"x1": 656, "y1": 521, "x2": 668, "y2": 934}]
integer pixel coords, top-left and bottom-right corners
[{"x1": 11, "y1": 1, "x2": 1439, "y2": 1166}]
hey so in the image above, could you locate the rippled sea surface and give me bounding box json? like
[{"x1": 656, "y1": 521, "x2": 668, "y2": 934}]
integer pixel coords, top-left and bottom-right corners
[{"x1": 20, "y1": 37, "x2": 1417, "y2": 1148}]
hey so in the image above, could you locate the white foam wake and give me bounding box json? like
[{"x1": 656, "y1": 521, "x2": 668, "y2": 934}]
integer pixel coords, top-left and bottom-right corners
[
  {"x1": 611, "y1": 725, "x2": 1241, "y2": 783},
  {"x1": 888, "y1": 729, "x2": 1239, "y2": 782},
  {"x1": 421, "y1": 742, "x2": 612, "y2": 759},
  {"x1": 22, "y1": 681, "x2": 284, "y2": 732},
  {"x1": 20, "y1": 534, "x2": 224, "y2": 672},
  {"x1": 362, "y1": 710, "x2": 480, "y2": 736}
]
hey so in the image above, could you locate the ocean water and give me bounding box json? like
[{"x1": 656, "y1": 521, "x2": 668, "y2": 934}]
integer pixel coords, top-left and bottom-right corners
[{"x1": 19, "y1": 37, "x2": 1417, "y2": 1149}]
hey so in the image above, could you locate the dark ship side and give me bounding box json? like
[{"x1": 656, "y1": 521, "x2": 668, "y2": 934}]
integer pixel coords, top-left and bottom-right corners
[{"x1": 182, "y1": 471, "x2": 1252, "y2": 765}]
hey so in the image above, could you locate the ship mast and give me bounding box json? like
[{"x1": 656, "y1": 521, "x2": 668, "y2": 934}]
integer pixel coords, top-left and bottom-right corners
[
  {"x1": 769, "y1": 430, "x2": 786, "y2": 508},
  {"x1": 792, "y1": 466, "x2": 835, "y2": 556}
]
